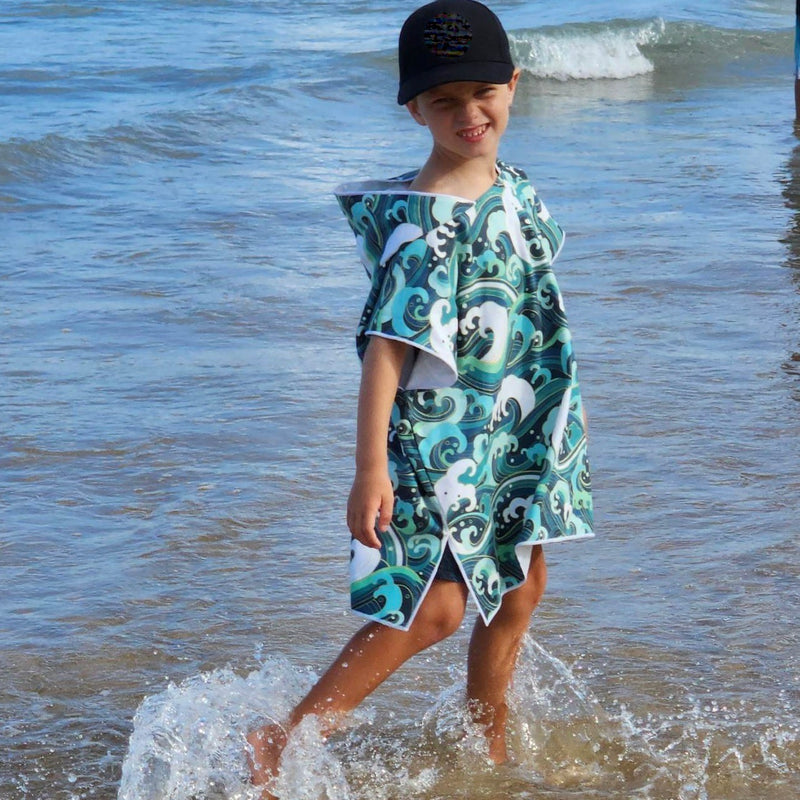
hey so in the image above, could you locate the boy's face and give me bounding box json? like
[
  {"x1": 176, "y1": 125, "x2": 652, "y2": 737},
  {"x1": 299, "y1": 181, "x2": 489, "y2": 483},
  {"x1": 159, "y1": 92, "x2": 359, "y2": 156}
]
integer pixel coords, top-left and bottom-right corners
[{"x1": 406, "y1": 70, "x2": 521, "y2": 162}]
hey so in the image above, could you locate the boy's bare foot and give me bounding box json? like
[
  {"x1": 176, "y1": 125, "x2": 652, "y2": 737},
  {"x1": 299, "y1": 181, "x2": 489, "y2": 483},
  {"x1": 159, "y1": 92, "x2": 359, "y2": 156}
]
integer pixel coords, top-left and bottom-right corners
[
  {"x1": 485, "y1": 725, "x2": 509, "y2": 764},
  {"x1": 467, "y1": 698, "x2": 509, "y2": 764},
  {"x1": 246, "y1": 723, "x2": 287, "y2": 799}
]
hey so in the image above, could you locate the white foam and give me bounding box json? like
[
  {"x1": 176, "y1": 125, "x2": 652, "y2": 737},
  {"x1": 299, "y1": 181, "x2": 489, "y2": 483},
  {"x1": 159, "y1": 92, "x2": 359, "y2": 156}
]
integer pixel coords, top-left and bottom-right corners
[
  {"x1": 117, "y1": 637, "x2": 800, "y2": 799},
  {"x1": 511, "y1": 19, "x2": 665, "y2": 81},
  {"x1": 117, "y1": 657, "x2": 316, "y2": 800}
]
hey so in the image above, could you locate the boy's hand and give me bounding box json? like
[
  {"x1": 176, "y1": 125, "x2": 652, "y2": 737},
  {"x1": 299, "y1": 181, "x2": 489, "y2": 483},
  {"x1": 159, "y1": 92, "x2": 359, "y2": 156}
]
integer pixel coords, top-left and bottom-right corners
[{"x1": 347, "y1": 468, "x2": 394, "y2": 549}]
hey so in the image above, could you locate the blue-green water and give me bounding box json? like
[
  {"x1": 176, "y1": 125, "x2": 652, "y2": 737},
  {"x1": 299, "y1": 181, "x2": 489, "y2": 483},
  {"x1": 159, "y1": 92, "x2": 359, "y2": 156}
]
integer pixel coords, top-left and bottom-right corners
[{"x1": 2, "y1": 1, "x2": 800, "y2": 798}]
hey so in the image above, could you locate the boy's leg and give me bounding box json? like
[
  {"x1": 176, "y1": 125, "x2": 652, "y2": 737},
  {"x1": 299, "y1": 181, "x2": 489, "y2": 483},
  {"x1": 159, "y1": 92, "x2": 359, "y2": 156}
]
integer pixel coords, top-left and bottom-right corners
[
  {"x1": 247, "y1": 579, "x2": 468, "y2": 796},
  {"x1": 290, "y1": 578, "x2": 468, "y2": 726},
  {"x1": 466, "y1": 545, "x2": 547, "y2": 763}
]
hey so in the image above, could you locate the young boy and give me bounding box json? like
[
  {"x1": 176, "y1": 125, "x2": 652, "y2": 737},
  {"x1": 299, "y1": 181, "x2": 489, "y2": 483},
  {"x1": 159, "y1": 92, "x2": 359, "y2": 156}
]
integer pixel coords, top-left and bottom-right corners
[{"x1": 248, "y1": 0, "x2": 593, "y2": 794}]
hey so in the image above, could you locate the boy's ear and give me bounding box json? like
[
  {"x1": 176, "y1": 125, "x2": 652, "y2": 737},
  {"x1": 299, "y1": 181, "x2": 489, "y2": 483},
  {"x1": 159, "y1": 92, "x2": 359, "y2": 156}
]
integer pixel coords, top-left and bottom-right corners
[
  {"x1": 508, "y1": 68, "x2": 522, "y2": 102},
  {"x1": 406, "y1": 98, "x2": 427, "y2": 127}
]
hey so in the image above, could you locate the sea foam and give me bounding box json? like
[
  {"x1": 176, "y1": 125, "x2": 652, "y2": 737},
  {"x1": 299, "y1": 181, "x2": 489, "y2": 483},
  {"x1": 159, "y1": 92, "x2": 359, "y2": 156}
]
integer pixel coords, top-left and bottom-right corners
[
  {"x1": 116, "y1": 634, "x2": 800, "y2": 799},
  {"x1": 511, "y1": 19, "x2": 664, "y2": 80}
]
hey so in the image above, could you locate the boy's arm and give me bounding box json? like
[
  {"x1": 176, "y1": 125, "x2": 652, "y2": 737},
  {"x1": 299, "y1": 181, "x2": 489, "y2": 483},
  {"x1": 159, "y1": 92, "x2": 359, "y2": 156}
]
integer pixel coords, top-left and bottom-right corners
[{"x1": 347, "y1": 335, "x2": 409, "y2": 549}]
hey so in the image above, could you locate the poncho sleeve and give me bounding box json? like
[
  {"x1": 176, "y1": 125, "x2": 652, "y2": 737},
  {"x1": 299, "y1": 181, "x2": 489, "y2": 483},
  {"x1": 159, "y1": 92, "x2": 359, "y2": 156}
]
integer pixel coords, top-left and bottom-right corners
[{"x1": 336, "y1": 187, "x2": 473, "y2": 390}]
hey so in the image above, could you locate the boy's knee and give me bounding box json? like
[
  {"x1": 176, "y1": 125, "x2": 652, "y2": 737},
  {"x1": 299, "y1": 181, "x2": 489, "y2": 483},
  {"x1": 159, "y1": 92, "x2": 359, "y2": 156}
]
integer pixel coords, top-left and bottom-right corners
[
  {"x1": 525, "y1": 546, "x2": 547, "y2": 602},
  {"x1": 492, "y1": 549, "x2": 547, "y2": 630},
  {"x1": 413, "y1": 600, "x2": 465, "y2": 646},
  {"x1": 428, "y1": 604, "x2": 465, "y2": 642}
]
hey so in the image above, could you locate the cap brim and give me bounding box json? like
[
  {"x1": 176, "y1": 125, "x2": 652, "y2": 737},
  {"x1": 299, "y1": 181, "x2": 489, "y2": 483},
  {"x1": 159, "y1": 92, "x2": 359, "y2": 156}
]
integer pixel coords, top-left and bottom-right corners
[{"x1": 397, "y1": 61, "x2": 515, "y2": 105}]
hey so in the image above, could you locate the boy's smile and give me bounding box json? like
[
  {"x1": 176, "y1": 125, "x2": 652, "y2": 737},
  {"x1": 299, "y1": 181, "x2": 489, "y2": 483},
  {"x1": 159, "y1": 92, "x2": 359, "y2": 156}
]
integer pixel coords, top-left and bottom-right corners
[{"x1": 458, "y1": 123, "x2": 489, "y2": 142}]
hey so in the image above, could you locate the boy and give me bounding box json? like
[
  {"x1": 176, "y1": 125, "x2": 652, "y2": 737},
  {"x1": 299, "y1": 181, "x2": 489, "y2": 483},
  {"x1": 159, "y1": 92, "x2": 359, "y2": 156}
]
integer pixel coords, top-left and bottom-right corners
[{"x1": 248, "y1": 1, "x2": 593, "y2": 794}]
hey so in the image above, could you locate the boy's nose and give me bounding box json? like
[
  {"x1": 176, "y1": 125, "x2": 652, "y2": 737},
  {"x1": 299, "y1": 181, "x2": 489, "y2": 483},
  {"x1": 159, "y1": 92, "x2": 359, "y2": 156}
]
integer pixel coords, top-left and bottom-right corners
[{"x1": 457, "y1": 101, "x2": 481, "y2": 124}]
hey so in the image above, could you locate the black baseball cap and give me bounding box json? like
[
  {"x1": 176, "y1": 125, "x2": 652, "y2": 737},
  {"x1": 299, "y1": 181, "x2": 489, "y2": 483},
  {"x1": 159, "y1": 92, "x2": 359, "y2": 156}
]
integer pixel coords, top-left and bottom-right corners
[{"x1": 397, "y1": 0, "x2": 514, "y2": 105}]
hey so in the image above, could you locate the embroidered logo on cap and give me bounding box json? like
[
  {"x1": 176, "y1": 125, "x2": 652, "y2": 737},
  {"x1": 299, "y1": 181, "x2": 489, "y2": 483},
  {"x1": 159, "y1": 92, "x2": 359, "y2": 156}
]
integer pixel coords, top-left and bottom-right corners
[{"x1": 423, "y1": 12, "x2": 472, "y2": 58}]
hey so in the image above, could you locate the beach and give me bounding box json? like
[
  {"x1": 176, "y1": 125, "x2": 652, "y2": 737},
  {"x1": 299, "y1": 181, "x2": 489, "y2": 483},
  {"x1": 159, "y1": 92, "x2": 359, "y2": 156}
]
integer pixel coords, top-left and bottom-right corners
[{"x1": 2, "y1": 1, "x2": 800, "y2": 797}]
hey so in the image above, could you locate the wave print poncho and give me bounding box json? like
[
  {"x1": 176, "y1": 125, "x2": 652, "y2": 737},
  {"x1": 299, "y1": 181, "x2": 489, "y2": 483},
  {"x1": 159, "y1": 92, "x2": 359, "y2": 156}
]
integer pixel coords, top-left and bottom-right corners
[{"x1": 336, "y1": 161, "x2": 593, "y2": 630}]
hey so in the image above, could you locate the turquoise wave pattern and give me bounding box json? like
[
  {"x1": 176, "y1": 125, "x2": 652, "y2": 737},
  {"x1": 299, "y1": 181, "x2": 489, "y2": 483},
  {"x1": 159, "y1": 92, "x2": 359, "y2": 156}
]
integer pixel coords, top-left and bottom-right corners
[{"x1": 337, "y1": 162, "x2": 593, "y2": 630}]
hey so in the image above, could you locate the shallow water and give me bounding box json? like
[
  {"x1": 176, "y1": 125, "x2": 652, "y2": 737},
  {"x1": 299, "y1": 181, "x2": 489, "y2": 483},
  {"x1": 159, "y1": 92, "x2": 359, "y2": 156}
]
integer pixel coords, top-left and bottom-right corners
[{"x1": 2, "y1": 0, "x2": 800, "y2": 798}]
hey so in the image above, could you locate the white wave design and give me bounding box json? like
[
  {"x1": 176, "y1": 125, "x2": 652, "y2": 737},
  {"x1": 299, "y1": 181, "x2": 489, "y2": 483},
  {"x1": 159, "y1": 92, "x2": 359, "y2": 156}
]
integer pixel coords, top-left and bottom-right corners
[{"x1": 511, "y1": 19, "x2": 665, "y2": 81}]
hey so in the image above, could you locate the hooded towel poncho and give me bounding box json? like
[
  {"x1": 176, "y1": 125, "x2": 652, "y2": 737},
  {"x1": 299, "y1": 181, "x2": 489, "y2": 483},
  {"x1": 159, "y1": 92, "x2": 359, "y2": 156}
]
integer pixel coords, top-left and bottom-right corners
[{"x1": 336, "y1": 161, "x2": 593, "y2": 630}]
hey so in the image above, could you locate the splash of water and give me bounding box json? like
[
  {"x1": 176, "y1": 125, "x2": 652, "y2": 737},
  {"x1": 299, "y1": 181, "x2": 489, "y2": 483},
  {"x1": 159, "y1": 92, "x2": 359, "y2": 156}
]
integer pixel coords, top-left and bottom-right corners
[
  {"x1": 117, "y1": 656, "x2": 316, "y2": 800},
  {"x1": 505, "y1": 638, "x2": 800, "y2": 800},
  {"x1": 118, "y1": 636, "x2": 800, "y2": 800}
]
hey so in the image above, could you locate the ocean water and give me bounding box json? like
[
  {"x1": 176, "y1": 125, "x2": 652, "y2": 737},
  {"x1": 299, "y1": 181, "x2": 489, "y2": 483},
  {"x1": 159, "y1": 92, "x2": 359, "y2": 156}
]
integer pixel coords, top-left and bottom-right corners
[{"x1": 2, "y1": 0, "x2": 800, "y2": 798}]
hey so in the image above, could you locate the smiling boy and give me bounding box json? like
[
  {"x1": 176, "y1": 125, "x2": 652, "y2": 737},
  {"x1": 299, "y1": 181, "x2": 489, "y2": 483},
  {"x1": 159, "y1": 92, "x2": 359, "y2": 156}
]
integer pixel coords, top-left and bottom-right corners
[
  {"x1": 247, "y1": 2, "x2": 593, "y2": 795},
  {"x1": 406, "y1": 76, "x2": 519, "y2": 196}
]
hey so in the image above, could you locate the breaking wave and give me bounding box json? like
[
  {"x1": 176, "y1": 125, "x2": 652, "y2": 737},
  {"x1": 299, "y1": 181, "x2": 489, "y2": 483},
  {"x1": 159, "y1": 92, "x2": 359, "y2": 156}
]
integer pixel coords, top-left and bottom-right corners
[{"x1": 511, "y1": 17, "x2": 790, "y2": 81}]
